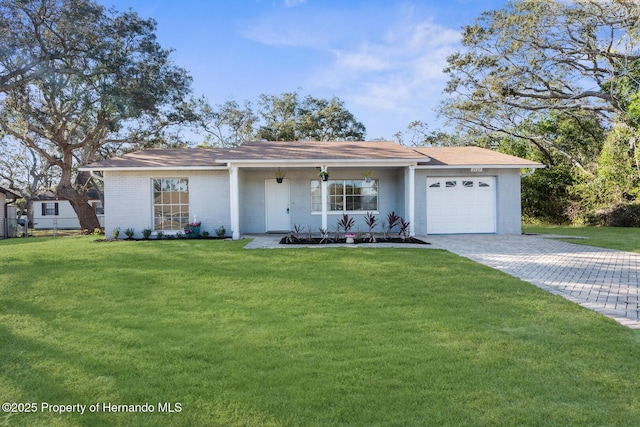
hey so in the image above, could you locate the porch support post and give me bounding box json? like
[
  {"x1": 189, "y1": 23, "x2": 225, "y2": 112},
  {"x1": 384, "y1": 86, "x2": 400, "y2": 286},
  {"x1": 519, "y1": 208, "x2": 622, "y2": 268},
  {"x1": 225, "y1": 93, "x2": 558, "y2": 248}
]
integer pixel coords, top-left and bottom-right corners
[
  {"x1": 407, "y1": 165, "x2": 416, "y2": 236},
  {"x1": 321, "y1": 178, "x2": 328, "y2": 231},
  {"x1": 229, "y1": 166, "x2": 240, "y2": 240}
]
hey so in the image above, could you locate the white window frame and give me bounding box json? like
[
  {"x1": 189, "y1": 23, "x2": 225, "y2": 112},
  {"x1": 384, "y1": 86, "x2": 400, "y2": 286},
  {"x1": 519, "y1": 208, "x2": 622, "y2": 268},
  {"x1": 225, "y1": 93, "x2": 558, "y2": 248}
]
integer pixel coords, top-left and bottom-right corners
[
  {"x1": 42, "y1": 202, "x2": 58, "y2": 216},
  {"x1": 311, "y1": 179, "x2": 379, "y2": 214},
  {"x1": 152, "y1": 178, "x2": 189, "y2": 231},
  {"x1": 92, "y1": 201, "x2": 104, "y2": 215}
]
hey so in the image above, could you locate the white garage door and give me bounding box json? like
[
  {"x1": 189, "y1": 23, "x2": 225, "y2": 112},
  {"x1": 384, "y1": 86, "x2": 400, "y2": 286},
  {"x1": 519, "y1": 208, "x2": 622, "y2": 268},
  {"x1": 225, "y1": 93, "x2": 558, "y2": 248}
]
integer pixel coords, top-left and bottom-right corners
[{"x1": 426, "y1": 177, "x2": 496, "y2": 234}]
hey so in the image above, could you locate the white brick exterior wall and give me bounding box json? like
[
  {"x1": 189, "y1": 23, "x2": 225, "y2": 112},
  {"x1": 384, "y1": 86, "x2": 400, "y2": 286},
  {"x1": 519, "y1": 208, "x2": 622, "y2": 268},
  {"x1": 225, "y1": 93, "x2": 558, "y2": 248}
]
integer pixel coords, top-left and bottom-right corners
[
  {"x1": 103, "y1": 167, "x2": 525, "y2": 238},
  {"x1": 104, "y1": 170, "x2": 230, "y2": 239}
]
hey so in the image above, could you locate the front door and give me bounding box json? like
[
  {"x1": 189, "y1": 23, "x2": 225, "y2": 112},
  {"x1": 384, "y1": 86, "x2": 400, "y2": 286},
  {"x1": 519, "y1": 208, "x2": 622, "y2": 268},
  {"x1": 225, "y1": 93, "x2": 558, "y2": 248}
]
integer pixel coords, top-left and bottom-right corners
[{"x1": 265, "y1": 179, "x2": 290, "y2": 232}]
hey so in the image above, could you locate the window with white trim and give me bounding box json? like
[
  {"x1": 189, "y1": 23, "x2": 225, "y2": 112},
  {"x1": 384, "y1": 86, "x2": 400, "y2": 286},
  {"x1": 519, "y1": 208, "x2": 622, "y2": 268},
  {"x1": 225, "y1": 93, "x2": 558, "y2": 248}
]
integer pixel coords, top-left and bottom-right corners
[
  {"x1": 311, "y1": 179, "x2": 378, "y2": 212},
  {"x1": 153, "y1": 178, "x2": 189, "y2": 230},
  {"x1": 42, "y1": 202, "x2": 58, "y2": 216},
  {"x1": 92, "y1": 201, "x2": 104, "y2": 215}
]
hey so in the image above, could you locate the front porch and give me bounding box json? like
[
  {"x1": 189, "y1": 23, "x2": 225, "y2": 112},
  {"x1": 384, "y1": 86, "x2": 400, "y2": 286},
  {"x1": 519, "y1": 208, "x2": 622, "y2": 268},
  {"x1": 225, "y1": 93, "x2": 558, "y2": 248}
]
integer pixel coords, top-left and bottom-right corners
[{"x1": 227, "y1": 165, "x2": 417, "y2": 240}]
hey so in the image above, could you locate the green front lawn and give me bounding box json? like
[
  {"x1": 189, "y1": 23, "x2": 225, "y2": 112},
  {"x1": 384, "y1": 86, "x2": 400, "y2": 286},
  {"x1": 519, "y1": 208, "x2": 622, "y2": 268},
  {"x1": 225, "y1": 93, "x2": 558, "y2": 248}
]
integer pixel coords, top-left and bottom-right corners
[
  {"x1": 1, "y1": 237, "x2": 640, "y2": 426},
  {"x1": 523, "y1": 224, "x2": 640, "y2": 253}
]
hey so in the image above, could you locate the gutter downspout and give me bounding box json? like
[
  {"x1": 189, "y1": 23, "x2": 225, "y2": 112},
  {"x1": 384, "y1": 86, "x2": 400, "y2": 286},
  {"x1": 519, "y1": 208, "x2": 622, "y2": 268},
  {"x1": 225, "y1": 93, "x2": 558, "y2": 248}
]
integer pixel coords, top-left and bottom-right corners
[{"x1": 520, "y1": 168, "x2": 536, "y2": 178}]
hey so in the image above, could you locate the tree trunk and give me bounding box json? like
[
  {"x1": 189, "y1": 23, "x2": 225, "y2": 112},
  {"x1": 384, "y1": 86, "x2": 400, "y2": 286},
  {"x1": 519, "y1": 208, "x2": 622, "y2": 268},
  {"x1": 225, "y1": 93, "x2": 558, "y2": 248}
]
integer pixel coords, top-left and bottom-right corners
[
  {"x1": 57, "y1": 157, "x2": 101, "y2": 232},
  {"x1": 64, "y1": 192, "x2": 101, "y2": 232}
]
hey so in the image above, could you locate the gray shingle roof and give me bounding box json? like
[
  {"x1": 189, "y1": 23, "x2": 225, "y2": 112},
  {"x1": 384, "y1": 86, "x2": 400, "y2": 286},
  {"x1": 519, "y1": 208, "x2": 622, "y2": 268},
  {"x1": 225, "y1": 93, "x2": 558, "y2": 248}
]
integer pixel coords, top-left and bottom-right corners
[
  {"x1": 81, "y1": 142, "x2": 543, "y2": 169},
  {"x1": 416, "y1": 146, "x2": 543, "y2": 167},
  {"x1": 0, "y1": 186, "x2": 20, "y2": 199},
  {"x1": 82, "y1": 148, "x2": 228, "y2": 169}
]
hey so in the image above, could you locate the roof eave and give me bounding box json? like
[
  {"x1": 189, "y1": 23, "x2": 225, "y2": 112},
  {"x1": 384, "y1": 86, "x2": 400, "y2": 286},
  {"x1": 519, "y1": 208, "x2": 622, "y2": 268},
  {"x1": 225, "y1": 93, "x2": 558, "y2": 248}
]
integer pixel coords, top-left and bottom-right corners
[
  {"x1": 0, "y1": 189, "x2": 20, "y2": 199},
  {"x1": 415, "y1": 164, "x2": 545, "y2": 169},
  {"x1": 79, "y1": 165, "x2": 228, "y2": 172},
  {"x1": 222, "y1": 159, "x2": 424, "y2": 167}
]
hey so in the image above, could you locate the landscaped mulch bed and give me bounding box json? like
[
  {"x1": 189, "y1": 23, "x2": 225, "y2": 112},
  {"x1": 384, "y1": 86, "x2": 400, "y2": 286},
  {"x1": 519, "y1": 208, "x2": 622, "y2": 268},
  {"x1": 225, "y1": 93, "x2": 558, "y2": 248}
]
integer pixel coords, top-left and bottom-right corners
[
  {"x1": 93, "y1": 236, "x2": 230, "y2": 242},
  {"x1": 280, "y1": 236, "x2": 429, "y2": 245}
]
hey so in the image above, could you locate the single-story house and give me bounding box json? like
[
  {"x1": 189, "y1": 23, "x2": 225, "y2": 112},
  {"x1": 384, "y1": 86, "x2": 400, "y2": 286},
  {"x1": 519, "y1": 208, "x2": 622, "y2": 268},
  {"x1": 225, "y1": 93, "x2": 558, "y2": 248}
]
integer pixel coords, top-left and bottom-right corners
[
  {"x1": 1, "y1": 186, "x2": 20, "y2": 239},
  {"x1": 80, "y1": 141, "x2": 544, "y2": 239},
  {"x1": 30, "y1": 189, "x2": 104, "y2": 230}
]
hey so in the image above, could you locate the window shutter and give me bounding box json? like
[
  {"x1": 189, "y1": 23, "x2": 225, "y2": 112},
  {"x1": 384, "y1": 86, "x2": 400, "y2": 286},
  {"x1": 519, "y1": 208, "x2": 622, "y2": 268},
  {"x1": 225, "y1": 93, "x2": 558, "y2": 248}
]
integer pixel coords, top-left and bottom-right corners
[
  {"x1": 41, "y1": 203, "x2": 46, "y2": 216},
  {"x1": 54, "y1": 203, "x2": 59, "y2": 216}
]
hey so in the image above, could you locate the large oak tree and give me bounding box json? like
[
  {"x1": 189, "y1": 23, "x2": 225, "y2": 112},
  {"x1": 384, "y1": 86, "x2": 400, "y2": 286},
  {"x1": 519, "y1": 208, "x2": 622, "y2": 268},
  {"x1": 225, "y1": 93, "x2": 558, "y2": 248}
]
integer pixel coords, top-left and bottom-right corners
[
  {"x1": 0, "y1": 0, "x2": 195, "y2": 230},
  {"x1": 440, "y1": 0, "x2": 640, "y2": 170},
  {"x1": 439, "y1": 0, "x2": 640, "y2": 223},
  {"x1": 200, "y1": 90, "x2": 366, "y2": 147}
]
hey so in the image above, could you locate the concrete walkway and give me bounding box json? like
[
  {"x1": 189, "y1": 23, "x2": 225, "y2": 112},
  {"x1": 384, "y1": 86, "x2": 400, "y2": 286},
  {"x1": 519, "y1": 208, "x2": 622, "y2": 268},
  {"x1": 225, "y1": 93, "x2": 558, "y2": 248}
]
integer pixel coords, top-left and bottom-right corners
[{"x1": 243, "y1": 233, "x2": 640, "y2": 329}]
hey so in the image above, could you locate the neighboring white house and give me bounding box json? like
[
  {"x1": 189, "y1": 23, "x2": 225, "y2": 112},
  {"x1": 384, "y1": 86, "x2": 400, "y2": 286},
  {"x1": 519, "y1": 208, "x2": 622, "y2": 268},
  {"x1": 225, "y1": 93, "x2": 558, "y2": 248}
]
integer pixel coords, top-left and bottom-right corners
[
  {"x1": 1, "y1": 186, "x2": 20, "y2": 239},
  {"x1": 80, "y1": 141, "x2": 544, "y2": 239},
  {"x1": 30, "y1": 189, "x2": 104, "y2": 230}
]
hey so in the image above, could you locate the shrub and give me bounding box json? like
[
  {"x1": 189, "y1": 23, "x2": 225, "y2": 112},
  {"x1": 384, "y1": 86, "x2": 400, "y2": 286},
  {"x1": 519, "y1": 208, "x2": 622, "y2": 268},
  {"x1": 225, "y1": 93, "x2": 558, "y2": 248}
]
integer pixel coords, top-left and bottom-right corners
[
  {"x1": 215, "y1": 226, "x2": 226, "y2": 237},
  {"x1": 588, "y1": 203, "x2": 640, "y2": 227},
  {"x1": 123, "y1": 228, "x2": 135, "y2": 239},
  {"x1": 142, "y1": 228, "x2": 152, "y2": 239}
]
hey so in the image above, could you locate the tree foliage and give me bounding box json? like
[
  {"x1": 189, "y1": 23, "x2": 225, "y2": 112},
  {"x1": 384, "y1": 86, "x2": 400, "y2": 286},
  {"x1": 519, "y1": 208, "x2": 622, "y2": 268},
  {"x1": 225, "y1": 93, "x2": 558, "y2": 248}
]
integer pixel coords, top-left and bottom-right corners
[
  {"x1": 0, "y1": 0, "x2": 196, "y2": 229},
  {"x1": 256, "y1": 92, "x2": 366, "y2": 141},
  {"x1": 0, "y1": 141, "x2": 58, "y2": 198},
  {"x1": 443, "y1": 0, "x2": 640, "y2": 120},
  {"x1": 197, "y1": 99, "x2": 257, "y2": 148},
  {"x1": 440, "y1": 0, "x2": 640, "y2": 223},
  {"x1": 199, "y1": 90, "x2": 366, "y2": 146}
]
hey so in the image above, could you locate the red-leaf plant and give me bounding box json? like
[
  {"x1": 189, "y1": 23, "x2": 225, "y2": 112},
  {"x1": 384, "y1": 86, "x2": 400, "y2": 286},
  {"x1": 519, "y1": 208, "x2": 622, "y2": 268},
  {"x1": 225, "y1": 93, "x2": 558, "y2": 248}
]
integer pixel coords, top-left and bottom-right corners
[
  {"x1": 398, "y1": 218, "x2": 411, "y2": 240},
  {"x1": 364, "y1": 212, "x2": 378, "y2": 242},
  {"x1": 386, "y1": 211, "x2": 401, "y2": 238},
  {"x1": 337, "y1": 213, "x2": 355, "y2": 236}
]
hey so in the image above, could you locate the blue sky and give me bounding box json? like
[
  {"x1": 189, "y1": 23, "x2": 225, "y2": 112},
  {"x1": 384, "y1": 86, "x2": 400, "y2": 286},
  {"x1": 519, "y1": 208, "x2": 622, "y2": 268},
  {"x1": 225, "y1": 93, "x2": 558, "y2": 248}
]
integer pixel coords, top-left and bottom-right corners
[{"x1": 100, "y1": 0, "x2": 508, "y2": 141}]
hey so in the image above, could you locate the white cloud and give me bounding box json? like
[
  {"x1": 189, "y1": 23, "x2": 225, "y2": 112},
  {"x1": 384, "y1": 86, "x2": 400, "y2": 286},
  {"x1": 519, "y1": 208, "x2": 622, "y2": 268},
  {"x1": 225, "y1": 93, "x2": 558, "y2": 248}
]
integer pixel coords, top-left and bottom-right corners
[
  {"x1": 313, "y1": 18, "x2": 461, "y2": 115},
  {"x1": 283, "y1": 0, "x2": 306, "y2": 7},
  {"x1": 238, "y1": 3, "x2": 464, "y2": 136}
]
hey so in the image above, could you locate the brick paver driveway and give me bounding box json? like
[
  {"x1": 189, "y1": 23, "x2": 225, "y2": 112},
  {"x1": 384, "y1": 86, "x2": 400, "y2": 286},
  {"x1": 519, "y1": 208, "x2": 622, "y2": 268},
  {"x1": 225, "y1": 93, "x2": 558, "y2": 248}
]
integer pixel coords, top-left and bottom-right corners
[{"x1": 428, "y1": 234, "x2": 640, "y2": 329}]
